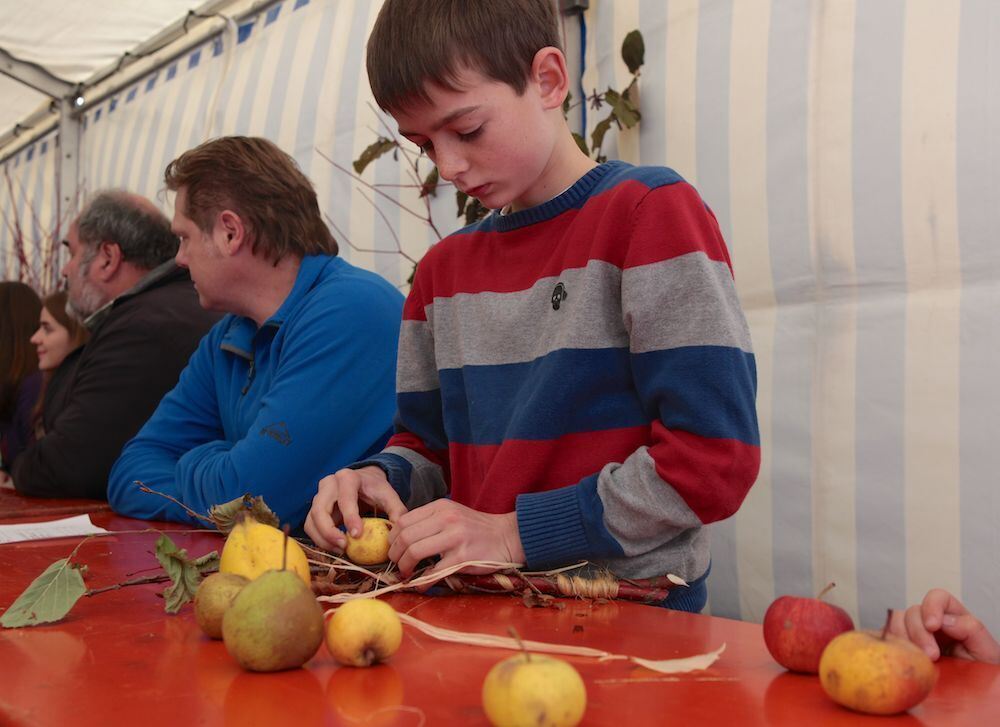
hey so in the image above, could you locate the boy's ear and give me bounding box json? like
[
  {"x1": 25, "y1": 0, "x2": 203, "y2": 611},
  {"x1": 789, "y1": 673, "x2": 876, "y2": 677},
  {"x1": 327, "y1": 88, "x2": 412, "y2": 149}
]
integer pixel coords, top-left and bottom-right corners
[{"x1": 530, "y1": 47, "x2": 570, "y2": 111}]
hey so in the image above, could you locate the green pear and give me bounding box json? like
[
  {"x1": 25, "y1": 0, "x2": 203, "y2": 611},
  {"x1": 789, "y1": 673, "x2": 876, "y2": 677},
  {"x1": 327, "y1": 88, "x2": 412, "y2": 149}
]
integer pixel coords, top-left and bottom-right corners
[
  {"x1": 221, "y1": 568, "x2": 325, "y2": 672},
  {"x1": 195, "y1": 572, "x2": 250, "y2": 639}
]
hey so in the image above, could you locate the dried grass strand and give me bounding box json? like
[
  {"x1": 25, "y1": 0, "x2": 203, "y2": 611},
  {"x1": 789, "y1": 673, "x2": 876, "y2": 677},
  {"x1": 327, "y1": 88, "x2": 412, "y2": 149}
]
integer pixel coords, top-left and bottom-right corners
[{"x1": 396, "y1": 611, "x2": 725, "y2": 675}]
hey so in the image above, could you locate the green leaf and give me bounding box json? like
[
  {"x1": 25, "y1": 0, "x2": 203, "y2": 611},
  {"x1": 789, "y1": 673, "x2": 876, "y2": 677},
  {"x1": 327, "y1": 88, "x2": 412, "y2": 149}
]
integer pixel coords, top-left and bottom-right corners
[
  {"x1": 155, "y1": 535, "x2": 219, "y2": 614},
  {"x1": 352, "y1": 137, "x2": 397, "y2": 174},
  {"x1": 419, "y1": 166, "x2": 439, "y2": 198},
  {"x1": 209, "y1": 494, "x2": 279, "y2": 533},
  {"x1": 571, "y1": 132, "x2": 589, "y2": 156},
  {"x1": 590, "y1": 114, "x2": 614, "y2": 155},
  {"x1": 621, "y1": 30, "x2": 645, "y2": 75},
  {"x1": 1, "y1": 558, "x2": 87, "y2": 628},
  {"x1": 456, "y1": 189, "x2": 469, "y2": 218},
  {"x1": 604, "y1": 88, "x2": 641, "y2": 129},
  {"x1": 562, "y1": 91, "x2": 572, "y2": 117},
  {"x1": 464, "y1": 198, "x2": 489, "y2": 225}
]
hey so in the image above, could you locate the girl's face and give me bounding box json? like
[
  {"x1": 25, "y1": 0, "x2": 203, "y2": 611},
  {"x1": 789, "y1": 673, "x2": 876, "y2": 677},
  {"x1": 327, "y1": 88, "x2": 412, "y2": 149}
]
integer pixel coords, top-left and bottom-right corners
[{"x1": 30, "y1": 307, "x2": 73, "y2": 371}]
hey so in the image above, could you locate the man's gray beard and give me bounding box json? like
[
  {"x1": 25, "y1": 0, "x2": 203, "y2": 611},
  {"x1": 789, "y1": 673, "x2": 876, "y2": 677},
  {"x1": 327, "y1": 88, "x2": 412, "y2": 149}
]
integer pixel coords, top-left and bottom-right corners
[{"x1": 67, "y1": 258, "x2": 108, "y2": 319}]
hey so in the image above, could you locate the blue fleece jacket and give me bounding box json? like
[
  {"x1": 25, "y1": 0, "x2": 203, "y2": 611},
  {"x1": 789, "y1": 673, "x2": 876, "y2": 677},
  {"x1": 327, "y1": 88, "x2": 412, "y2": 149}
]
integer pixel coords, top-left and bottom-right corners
[{"x1": 108, "y1": 255, "x2": 404, "y2": 528}]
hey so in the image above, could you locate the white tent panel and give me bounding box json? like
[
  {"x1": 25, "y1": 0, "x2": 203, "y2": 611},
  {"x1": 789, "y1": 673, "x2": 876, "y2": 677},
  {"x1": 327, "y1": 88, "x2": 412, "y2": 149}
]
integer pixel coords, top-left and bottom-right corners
[
  {"x1": 0, "y1": 77, "x2": 48, "y2": 136},
  {"x1": 0, "y1": 0, "x2": 198, "y2": 82}
]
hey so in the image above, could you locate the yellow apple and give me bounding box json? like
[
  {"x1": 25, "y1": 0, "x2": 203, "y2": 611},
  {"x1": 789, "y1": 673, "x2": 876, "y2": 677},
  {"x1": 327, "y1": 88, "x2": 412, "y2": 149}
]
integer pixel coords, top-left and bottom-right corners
[
  {"x1": 344, "y1": 517, "x2": 392, "y2": 565},
  {"x1": 325, "y1": 598, "x2": 403, "y2": 667},
  {"x1": 482, "y1": 653, "x2": 586, "y2": 727},
  {"x1": 819, "y1": 627, "x2": 937, "y2": 715}
]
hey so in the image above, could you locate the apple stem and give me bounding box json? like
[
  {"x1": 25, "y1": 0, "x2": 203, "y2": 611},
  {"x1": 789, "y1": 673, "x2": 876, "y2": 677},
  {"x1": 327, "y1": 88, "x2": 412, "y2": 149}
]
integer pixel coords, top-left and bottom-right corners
[
  {"x1": 281, "y1": 525, "x2": 290, "y2": 571},
  {"x1": 881, "y1": 608, "x2": 893, "y2": 640},
  {"x1": 817, "y1": 582, "x2": 836, "y2": 601},
  {"x1": 508, "y1": 626, "x2": 531, "y2": 662}
]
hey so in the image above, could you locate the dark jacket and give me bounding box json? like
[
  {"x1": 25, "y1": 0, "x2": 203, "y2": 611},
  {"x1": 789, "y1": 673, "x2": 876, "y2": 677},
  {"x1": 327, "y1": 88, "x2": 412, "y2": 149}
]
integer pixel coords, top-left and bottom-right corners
[
  {"x1": 13, "y1": 264, "x2": 220, "y2": 499},
  {"x1": 0, "y1": 371, "x2": 41, "y2": 472}
]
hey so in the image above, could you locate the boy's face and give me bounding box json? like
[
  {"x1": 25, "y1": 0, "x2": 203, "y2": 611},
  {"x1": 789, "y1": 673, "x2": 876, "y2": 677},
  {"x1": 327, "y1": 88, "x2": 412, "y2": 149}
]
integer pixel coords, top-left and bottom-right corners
[{"x1": 393, "y1": 68, "x2": 559, "y2": 212}]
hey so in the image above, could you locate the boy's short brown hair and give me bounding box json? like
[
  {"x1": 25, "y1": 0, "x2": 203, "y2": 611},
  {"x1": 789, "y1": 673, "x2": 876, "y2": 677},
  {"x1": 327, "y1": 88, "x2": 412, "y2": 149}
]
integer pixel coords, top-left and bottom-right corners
[
  {"x1": 366, "y1": 0, "x2": 561, "y2": 112},
  {"x1": 164, "y1": 136, "x2": 337, "y2": 261}
]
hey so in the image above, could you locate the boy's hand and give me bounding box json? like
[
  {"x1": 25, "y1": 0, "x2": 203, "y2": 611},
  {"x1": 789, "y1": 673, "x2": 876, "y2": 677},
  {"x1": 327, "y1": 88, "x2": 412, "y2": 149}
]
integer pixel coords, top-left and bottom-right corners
[
  {"x1": 305, "y1": 466, "x2": 407, "y2": 553},
  {"x1": 888, "y1": 589, "x2": 1000, "y2": 664},
  {"x1": 388, "y1": 499, "x2": 526, "y2": 579}
]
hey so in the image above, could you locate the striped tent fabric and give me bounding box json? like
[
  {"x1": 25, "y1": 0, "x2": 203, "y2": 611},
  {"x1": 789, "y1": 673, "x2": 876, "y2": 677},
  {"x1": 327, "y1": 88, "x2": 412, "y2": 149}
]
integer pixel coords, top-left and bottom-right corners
[
  {"x1": 581, "y1": 0, "x2": 998, "y2": 634},
  {"x1": 0, "y1": 0, "x2": 996, "y2": 636},
  {"x1": 0, "y1": 130, "x2": 64, "y2": 291}
]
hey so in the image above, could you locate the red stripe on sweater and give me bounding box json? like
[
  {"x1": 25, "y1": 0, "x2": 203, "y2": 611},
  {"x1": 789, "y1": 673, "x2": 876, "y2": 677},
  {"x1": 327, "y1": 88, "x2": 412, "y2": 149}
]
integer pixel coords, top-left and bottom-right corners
[
  {"x1": 447, "y1": 426, "x2": 650, "y2": 513},
  {"x1": 403, "y1": 181, "x2": 731, "y2": 322},
  {"x1": 649, "y1": 423, "x2": 760, "y2": 524}
]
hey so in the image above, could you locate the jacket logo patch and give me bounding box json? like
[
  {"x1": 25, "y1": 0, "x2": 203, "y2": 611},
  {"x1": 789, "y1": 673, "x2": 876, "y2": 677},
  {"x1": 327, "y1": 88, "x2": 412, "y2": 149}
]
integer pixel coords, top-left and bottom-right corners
[
  {"x1": 551, "y1": 282, "x2": 568, "y2": 310},
  {"x1": 260, "y1": 422, "x2": 291, "y2": 446}
]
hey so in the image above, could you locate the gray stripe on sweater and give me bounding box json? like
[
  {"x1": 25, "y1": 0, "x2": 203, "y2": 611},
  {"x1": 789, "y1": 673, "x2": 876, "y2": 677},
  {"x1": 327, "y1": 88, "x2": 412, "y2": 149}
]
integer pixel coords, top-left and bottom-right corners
[
  {"x1": 397, "y1": 320, "x2": 439, "y2": 393},
  {"x1": 594, "y1": 446, "x2": 710, "y2": 580},
  {"x1": 623, "y1": 253, "x2": 753, "y2": 354},
  {"x1": 401, "y1": 254, "x2": 748, "y2": 385}
]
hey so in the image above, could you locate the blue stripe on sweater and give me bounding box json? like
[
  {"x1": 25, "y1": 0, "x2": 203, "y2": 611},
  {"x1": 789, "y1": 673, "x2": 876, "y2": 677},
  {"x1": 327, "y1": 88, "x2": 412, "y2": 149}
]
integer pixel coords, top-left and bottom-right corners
[{"x1": 397, "y1": 345, "x2": 757, "y2": 446}]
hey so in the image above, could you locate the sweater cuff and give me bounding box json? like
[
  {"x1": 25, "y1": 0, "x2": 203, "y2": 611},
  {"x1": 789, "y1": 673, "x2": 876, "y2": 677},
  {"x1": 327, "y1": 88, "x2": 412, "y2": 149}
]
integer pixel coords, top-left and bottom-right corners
[
  {"x1": 516, "y1": 485, "x2": 592, "y2": 570},
  {"x1": 350, "y1": 453, "x2": 412, "y2": 503}
]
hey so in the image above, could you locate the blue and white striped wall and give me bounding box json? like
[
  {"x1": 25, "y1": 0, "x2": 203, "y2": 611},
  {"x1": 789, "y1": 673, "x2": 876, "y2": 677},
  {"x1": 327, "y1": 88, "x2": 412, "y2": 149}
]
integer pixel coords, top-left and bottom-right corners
[{"x1": 1, "y1": 0, "x2": 996, "y2": 636}]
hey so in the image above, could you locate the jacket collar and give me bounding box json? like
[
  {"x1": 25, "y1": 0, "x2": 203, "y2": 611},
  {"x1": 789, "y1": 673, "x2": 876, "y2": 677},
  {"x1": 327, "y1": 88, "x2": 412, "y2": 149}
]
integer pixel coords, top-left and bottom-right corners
[{"x1": 85, "y1": 260, "x2": 185, "y2": 332}]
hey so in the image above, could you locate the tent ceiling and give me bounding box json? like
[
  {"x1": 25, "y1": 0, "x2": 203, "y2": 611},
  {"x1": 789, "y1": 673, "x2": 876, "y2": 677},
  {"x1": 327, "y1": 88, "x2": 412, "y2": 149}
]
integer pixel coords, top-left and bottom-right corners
[{"x1": 0, "y1": 0, "x2": 204, "y2": 141}]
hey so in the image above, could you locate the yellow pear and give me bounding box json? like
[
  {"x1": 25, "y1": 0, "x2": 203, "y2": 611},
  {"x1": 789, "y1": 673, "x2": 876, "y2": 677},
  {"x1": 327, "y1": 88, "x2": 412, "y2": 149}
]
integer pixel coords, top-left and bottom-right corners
[
  {"x1": 344, "y1": 517, "x2": 392, "y2": 565},
  {"x1": 325, "y1": 598, "x2": 402, "y2": 667},
  {"x1": 222, "y1": 568, "x2": 325, "y2": 672},
  {"x1": 194, "y1": 572, "x2": 249, "y2": 639},
  {"x1": 482, "y1": 653, "x2": 586, "y2": 727},
  {"x1": 219, "y1": 517, "x2": 310, "y2": 585}
]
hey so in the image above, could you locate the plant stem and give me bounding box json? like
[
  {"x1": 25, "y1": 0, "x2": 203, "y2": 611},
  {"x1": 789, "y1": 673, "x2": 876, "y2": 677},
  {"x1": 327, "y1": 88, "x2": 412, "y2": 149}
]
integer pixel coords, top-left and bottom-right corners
[
  {"x1": 881, "y1": 609, "x2": 893, "y2": 640},
  {"x1": 817, "y1": 582, "x2": 836, "y2": 600},
  {"x1": 86, "y1": 574, "x2": 170, "y2": 597}
]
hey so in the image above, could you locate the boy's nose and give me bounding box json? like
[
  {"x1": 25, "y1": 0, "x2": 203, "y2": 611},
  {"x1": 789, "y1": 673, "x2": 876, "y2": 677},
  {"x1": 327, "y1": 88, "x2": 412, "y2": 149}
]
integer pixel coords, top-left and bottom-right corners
[{"x1": 433, "y1": 144, "x2": 468, "y2": 181}]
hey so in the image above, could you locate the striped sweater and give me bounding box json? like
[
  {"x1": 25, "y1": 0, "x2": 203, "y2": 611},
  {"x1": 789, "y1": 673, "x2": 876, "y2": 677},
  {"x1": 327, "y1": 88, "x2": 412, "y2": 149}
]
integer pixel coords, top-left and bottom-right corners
[{"x1": 362, "y1": 161, "x2": 760, "y2": 580}]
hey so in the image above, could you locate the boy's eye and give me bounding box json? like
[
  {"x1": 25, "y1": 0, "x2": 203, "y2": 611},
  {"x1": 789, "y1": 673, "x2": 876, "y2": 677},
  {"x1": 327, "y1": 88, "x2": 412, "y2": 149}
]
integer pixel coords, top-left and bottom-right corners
[{"x1": 458, "y1": 127, "x2": 482, "y2": 142}]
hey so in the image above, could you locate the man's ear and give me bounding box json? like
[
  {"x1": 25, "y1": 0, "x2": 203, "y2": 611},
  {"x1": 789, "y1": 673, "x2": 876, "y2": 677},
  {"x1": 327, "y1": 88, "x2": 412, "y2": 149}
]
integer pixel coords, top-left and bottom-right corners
[
  {"x1": 94, "y1": 241, "x2": 124, "y2": 282},
  {"x1": 531, "y1": 47, "x2": 570, "y2": 111},
  {"x1": 217, "y1": 210, "x2": 246, "y2": 255}
]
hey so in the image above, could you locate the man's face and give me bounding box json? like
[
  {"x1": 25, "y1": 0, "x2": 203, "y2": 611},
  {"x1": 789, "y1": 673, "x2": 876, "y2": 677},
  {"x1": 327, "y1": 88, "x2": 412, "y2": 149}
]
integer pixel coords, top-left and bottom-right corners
[
  {"x1": 61, "y1": 223, "x2": 107, "y2": 318},
  {"x1": 392, "y1": 67, "x2": 557, "y2": 212},
  {"x1": 172, "y1": 187, "x2": 227, "y2": 312}
]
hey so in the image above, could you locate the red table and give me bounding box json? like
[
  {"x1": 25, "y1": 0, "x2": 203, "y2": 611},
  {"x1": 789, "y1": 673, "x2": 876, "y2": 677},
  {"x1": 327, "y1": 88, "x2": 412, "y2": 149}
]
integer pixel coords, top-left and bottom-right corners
[
  {"x1": 1, "y1": 512, "x2": 998, "y2": 726},
  {"x1": 0, "y1": 486, "x2": 110, "y2": 522}
]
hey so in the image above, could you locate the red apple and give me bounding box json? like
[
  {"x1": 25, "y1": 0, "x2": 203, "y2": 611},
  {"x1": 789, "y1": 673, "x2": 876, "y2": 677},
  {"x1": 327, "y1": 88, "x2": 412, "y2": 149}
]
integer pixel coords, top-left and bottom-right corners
[{"x1": 763, "y1": 583, "x2": 854, "y2": 673}]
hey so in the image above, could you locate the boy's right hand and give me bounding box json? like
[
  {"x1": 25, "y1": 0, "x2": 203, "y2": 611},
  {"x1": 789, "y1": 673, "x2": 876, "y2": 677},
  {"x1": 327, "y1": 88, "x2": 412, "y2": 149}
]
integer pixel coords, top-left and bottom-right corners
[
  {"x1": 888, "y1": 588, "x2": 1000, "y2": 664},
  {"x1": 305, "y1": 465, "x2": 407, "y2": 553}
]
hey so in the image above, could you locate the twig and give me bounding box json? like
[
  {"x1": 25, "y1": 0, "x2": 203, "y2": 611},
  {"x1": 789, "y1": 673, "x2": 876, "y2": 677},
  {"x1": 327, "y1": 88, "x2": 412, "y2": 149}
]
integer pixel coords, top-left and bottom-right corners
[
  {"x1": 135, "y1": 481, "x2": 215, "y2": 525},
  {"x1": 86, "y1": 574, "x2": 171, "y2": 597}
]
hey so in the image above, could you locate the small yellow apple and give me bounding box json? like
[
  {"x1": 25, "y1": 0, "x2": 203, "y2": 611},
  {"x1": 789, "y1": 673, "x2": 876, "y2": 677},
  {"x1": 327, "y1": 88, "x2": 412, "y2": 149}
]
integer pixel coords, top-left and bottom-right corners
[
  {"x1": 194, "y1": 572, "x2": 249, "y2": 639},
  {"x1": 482, "y1": 653, "x2": 586, "y2": 727},
  {"x1": 344, "y1": 517, "x2": 392, "y2": 565},
  {"x1": 819, "y1": 627, "x2": 937, "y2": 715},
  {"x1": 325, "y1": 598, "x2": 403, "y2": 667}
]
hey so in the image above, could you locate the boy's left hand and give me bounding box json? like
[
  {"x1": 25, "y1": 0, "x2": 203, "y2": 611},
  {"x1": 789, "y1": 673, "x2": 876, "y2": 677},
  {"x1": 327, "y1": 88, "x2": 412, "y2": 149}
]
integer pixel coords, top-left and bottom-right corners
[{"x1": 388, "y1": 499, "x2": 526, "y2": 579}]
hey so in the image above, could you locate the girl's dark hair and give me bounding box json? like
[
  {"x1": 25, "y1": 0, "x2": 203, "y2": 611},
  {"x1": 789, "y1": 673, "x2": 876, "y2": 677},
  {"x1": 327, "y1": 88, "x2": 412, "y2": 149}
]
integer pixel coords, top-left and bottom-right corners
[
  {"x1": 0, "y1": 281, "x2": 42, "y2": 420},
  {"x1": 31, "y1": 291, "x2": 90, "y2": 434}
]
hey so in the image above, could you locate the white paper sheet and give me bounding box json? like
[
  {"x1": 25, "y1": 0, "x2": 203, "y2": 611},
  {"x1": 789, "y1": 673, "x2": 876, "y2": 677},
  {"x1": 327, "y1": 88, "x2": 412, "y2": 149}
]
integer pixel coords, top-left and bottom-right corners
[{"x1": 0, "y1": 514, "x2": 109, "y2": 544}]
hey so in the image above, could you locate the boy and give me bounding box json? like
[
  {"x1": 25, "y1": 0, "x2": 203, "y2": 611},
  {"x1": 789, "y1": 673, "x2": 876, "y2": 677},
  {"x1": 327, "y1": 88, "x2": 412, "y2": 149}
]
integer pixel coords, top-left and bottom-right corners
[{"x1": 306, "y1": 0, "x2": 760, "y2": 611}]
